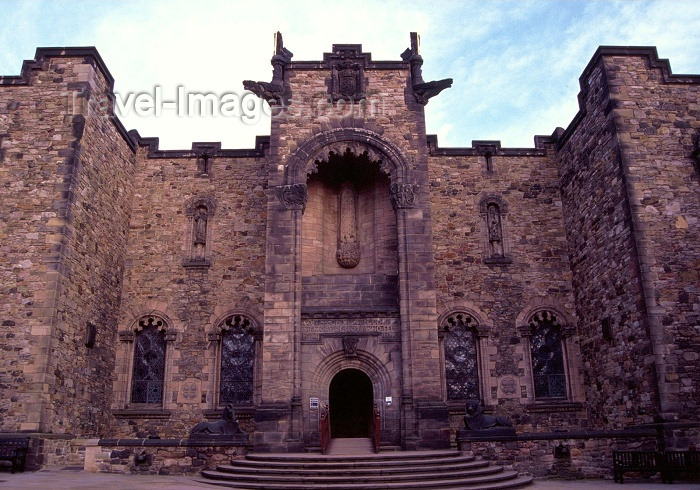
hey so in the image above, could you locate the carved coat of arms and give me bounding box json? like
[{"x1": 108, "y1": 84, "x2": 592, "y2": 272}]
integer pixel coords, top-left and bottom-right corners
[{"x1": 338, "y1": 63, "x2": 358, "y2": 97}]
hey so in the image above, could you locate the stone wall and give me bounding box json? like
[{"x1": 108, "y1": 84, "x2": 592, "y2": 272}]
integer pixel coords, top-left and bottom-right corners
[
  {"x1": 1, "y1": 39, "x2": 698, "y2": 468},
  {"x1": 428, "y1": 142, "x2": 584, "y2": 438},
  {"x1": 557, "y1": 48, "x2": 700, "y2": 435},
  {"x1": 0, "y1": 49, "x2": 135, "y2": 435},
  {"x1": 110, "y1": 145, "x2": 268, "y2": 438},
  {"x1": 461, "y1": 431, "x2": 658, "y2": 479},
  {"x1": 85, "y1": 439, "x2": 246, "y2": 475},
  {"x1": 301, "y1": 172, "x2": 399, "y2": 310},
  {"x1": 605, "y1": 52, "x2": 700, "y2": 423},
  {"x1": 557, "y1": 54, "x2": 658, "y2": 430}
]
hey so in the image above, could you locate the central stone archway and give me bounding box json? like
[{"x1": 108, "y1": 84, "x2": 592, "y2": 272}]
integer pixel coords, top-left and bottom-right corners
[{"x1": 329, "y1": 368, "x2": 373, "y2": 438}]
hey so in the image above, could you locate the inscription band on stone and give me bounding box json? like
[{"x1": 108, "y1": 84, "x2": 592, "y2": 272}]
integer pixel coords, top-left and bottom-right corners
[{"x1": 302, "y1": 317, "x2": 399, "y2": 342}]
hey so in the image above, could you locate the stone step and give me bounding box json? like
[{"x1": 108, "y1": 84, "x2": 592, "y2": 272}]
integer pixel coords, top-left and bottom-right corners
[
  {"x1": 244, "y1": 449, "x2": 464, "y2": 463},
  {"x1": 200, "y1": 449, "x2": 533, "y2": 490},
  {"x1": 304, "y1": 444, "x2": 404, "y2": 453},
  {"x1": 230, "y1": 454, "x2": 478, "y2": 470},
  {"x1": 214, "y1": 458, "x2": 490, "y2": 476},
  {"x1": 196, "y1": 473, "x2": 534, "y2": 490},
  {"x1": 327, "y1": 437, "x2": 374, "y2": 454},
  {"x1": 203, "y1": 464, "x2": 506, "y2": 484}
]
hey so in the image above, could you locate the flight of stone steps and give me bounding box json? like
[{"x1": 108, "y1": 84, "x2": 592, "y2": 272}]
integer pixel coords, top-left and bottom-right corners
[{"x1": 199, "y1": 438, "x2": 533, "y2": 489}]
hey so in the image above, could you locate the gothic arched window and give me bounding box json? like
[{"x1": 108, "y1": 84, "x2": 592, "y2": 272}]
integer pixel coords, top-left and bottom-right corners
[
  {"x1": 441, "y1": 312, "x2": 480, "y2": 401},
  {"x1": 130, "y1": 317, "x2": 167, "y2": 404},
  {"x1": 528, "y1": 311, "x2": 567, "y2": 399},
  {"x1": 219, "y1": 315, "x2": 255, "y2": 405}
]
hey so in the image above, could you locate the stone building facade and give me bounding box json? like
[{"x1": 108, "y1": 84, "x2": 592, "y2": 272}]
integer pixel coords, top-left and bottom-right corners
[{"x1": 0, "y1": 34, "x2": 698, "y2": 470}]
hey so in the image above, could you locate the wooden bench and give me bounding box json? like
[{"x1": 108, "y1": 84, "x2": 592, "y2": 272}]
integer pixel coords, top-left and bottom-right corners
[
  {"x1": 613, "y1": 449, "x2": 699, "y2": 484},
  {"x1": 0, "y1": 437, "x2": 29, "y2": 473},
  {"x1": 613, "y1": 450, "x2": 660, "y2": 484},
  {"x1": 662, "y1": 450, "x2": 699, "y2": 483}
]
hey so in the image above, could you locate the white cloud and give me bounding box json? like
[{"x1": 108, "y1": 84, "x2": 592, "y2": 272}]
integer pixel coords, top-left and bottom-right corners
[{"x1": 1, "y1": 0, "x2": 698, "y2": 149}]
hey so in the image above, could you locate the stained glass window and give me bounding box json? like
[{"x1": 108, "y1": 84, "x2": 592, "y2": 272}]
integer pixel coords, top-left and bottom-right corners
[
  {"x1": 220, "y1": 315, "x2": 255, "y2": 405},
  {"x1": 130, "y1": 317, "x2": 166, "y2": 404},
  {"x1": 443, "y1": 313, "x2": 479, "y2": 401},
  {"x1": 529, "y1": 311, "x2": 567, "y2": 399}
]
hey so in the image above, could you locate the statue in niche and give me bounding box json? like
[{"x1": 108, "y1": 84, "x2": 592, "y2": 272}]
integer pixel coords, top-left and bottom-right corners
[
  {"x1": 196, "y1": 154, "x2": 210, "y2": 176},
  {"x1": 487, "y1": 203, "x2": 504, "y2": 257},
  {"x1": 336, "y1": 181, "x2": 361, "y2": 268},
  {"x1": 193, "y1": 205, "x2": 208, "y2": 260}
]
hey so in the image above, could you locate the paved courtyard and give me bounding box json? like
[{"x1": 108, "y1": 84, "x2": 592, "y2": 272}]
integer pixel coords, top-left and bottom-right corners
[{"x1": 0, "y1": 467, "x2": 698, "y2": 489}]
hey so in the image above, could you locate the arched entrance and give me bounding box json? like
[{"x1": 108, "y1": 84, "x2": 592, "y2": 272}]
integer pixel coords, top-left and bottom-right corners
[{"x1": 329, "y1": 368, "x2": 373, "y2": 438}]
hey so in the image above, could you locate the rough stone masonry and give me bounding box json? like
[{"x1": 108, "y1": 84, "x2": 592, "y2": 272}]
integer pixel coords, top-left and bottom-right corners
[{"x1": 0, "y1": 34, "x2": 697, "y2": 476}]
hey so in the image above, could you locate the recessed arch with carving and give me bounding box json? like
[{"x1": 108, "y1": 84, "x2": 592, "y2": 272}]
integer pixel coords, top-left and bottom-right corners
[
  {"x1": 284, "y1": 128, "x2": 411, "y2": 185},
  {"x1": 277, "y1": 129, "x2": 418, "y2": 212}
]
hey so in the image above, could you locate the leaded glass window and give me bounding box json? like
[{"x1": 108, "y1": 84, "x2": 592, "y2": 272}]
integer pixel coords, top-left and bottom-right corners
[
  {"x1": 131, "y1": 317, "x2": 166, "y2": 404},
  {"x1": 529, "y1": 311, "x2": 566, "y2": 399},
  {"x1": 443, "y1": 313, "x2": 479, "y2": 401},
  {"x1": 220, "y1": 315, "x2": 255, "y2": 405}
]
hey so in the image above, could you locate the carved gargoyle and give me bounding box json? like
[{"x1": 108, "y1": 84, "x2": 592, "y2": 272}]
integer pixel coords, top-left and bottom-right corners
[
  {"x1": 401, "y1": 32, "x2": 452, "y2": 106},
  {"x1": 243, "y1": 31, "x2": 293, "y2": 106},
  {"x1": 411, "y1": 79, "x2": 454, "y2": 106}
]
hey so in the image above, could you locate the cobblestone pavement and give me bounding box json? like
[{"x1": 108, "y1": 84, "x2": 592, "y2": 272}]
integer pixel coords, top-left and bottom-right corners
[{"x1": 1, "y1": 468, "x2": 698, "y2": 490}]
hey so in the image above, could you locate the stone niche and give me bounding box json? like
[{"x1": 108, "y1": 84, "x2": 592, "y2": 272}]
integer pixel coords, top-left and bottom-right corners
[{"x1": 301, "y1": 149, "x2": 398, "y2": 311}]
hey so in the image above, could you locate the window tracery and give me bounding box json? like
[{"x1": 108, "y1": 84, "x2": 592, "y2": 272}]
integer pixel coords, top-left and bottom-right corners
[
  {"x1": 219, "y1": 315, "x2": 256, "y2": 405},
  {"x1": 527, "y1": 310, "x2": 567, "y2": 399},
  {"x1": 441, "y1": 312, "x2": 480, "y2": 401},
  {"x1": 130, "y1": 316, "x2": 167, "y2": 404}
]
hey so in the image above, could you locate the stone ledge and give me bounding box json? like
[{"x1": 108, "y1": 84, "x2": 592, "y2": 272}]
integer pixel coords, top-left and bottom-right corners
[
  {"x1": 97, "y1": 437, "x2": 249, "y2": 447},
  {"x1": 525, "y1": 401, "x2": 585, "y2": 413},
  {"x1": 202, "y1": 407, "x2": 255, "y2": 423},
  {"x1": 112, "y1": 409, "x2": 172, "y2": 419},
  {"x1": 458, "y1": 427, "x2": 657, "y2": 443},
  {"x1": 459, "y1": 434, "x2": 659, "y2": 479},
  {"x1": 483, "y1": 256, "x2": 513, "y2": 265},
  {"x1": 182, "y1": 259, "x2": 211, "y2": 270},
  {"x1": 0, "y1": 432, "x2": 76, "y2": 440},
  {"x1": 301, "y1": 306, "x2": 399, "y2": 318}
]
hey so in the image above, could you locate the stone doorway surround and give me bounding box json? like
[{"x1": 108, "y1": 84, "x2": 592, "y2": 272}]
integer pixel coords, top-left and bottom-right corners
[
  {"x1": 302, "y1": 337, "x2": 400, "y2": 448},
  {"x1": 261, "y1": 126, "x2": 447, "y2": 451}
]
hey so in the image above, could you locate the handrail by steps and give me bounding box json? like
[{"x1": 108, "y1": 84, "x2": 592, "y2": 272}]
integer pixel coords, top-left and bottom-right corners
[
  {"x1": 320, "y1": 403, "x2": 330, "y2": 454},
  {"x1": 372, "y1": 403, "x2": 380, "y2": 453}
]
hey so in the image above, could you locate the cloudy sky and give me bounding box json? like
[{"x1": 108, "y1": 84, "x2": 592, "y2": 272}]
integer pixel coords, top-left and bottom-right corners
[{"x1": 1, "y1": 0, "x2": 698, "y2": 149}]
